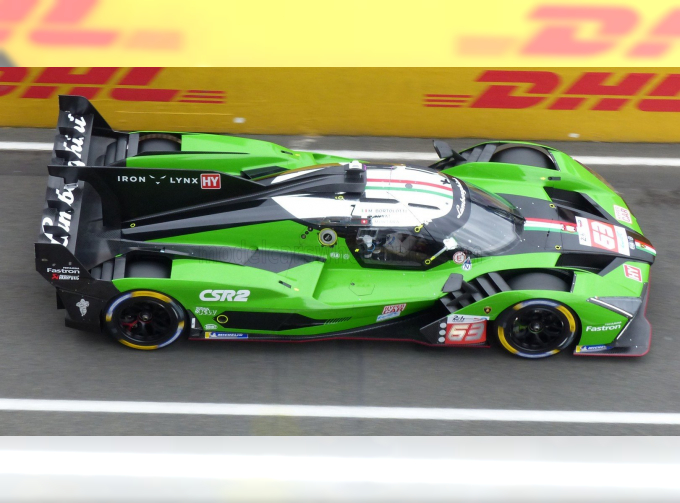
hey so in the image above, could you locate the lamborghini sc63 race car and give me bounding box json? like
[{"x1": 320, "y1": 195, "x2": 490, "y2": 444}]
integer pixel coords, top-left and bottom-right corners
[{"x1": 36, "y1": 96, "x2": 655, "y2": 358}]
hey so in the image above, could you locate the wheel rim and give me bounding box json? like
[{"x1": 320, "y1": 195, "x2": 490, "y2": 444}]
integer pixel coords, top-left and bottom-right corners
[
  {"x1": 507, "y1": 305, "x2": 570, "y2": 353},
  {"x1": 117, "y1": 299, "x2": 173, "y2": 345}
]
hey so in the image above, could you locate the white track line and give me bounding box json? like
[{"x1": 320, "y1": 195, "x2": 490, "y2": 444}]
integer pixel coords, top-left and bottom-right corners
[
  {"x1": 1, "y1": 398, "x2": 680, "y2": 425},
  {"x1": 0, "y1": 451, "x2": 678, "y2": 487},
  {"x1": 0, "y1": 141, "x2": 52, "y2": 151},
  {"x1": 1, "y1": 141, "x2": 679, "y2": 166}
]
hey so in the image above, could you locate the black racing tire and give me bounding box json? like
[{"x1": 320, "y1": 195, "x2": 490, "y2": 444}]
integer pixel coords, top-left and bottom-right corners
[
  {"x1": 104, "y1": 291, "x2": 186, "y2": 350},
  {"x1": 138, "y1": 134, "x2": 181, "y2": 154},
  {"x1": 495, "y1": 299, "x2": 578, "y2": 359}
]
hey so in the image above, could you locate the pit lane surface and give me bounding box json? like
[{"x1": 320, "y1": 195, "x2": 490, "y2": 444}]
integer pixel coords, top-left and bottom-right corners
[{"x1": 0, "y1": 128, "x2": 678, "y2": 435}]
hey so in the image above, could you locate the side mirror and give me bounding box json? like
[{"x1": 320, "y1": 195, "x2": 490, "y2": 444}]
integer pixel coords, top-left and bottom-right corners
[{"x1": 433, "y1": 140, "x2": 454, "y2": 159}]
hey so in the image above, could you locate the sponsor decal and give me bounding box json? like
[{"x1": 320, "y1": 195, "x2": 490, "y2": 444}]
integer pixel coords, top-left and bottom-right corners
[
  {"x1": 205, "y1": 324, "x2": 218, "y2": 330},
  {"x1": 585, "y1": 321, "x2": 623, "y2": 332},
  {"x1": 205, "y1": 332, "x2": 248, "y2": 339},
  {"x1": 462, "y1": 257, "x2": 472, "y2": 271},
  {"x1": 199, "y1": 289, "x2": 250, "y2": 302},
  {"x1": 452, "y1": 251, "x2": 467, "y2": 264},
  {"x1": 0, "y1": 68, "x2": 225, "y2": 104},
  {"x1": 47, "y1": 266, "x2": 80, "y2": 281},
  {"x1": 426, "y1": 69, "x2": 680, "y2": 113},
  {"x1": 576, "y1": 345, "x2": 613, "y2": 353},
  {"x1": 624, "y1": 264, "x2": 643, "y2": 282},
  {"x1": 440, "y1": 315, "x2": 489, "y2": 345},
  {"x1": 171, "y1": 177, "x2": 199, "y2": 185},
  {"x1": 457, "y1": 6, "x2": 680, "y2": 62},
  {"x1": 524, "y1": 218, "x2": 577, "y2": 234},
  {"x1": 117, "y1": 175, "x2": 146, "y2": 183},
  {"x1": 42, "y1": 183, "x2": 77, "y2": 247},
  {"x1": 200, "y1": 174, "x2": 221, "y2": 189},
  {"x1": 62, "y1": 114, "x2": 88, "y2": 167},
  {"x1": 576, "y1": 217, "x2": 630, "y2": 256},
  {"x1": 377, "y1": 303, "x2": 407, "y2": 322},
  {"x1": 453, "y1": 178, "x2": 467, "y2": 218},
  {"x1": 149, "y1": 175, "x2": 166, "y2": 185},
  {"x1": 76, "y1": 298, "x2": 89, "y2": 317},
  {"x1": 614, "y1": 205, "x2": 633, "y2": 224},
  {"x1": 0, "y1": 1, "x2": 184, "y2": 55},
  {"x1": 194, "y1": 307, "x2": 218, "y2": 317}
]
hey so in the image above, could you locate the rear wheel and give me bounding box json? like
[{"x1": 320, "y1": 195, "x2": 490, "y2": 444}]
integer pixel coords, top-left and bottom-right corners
[
  {"x1": 495, "y1": 299, "x2": 577, "y2": 359},
  {"x1": 104, "y1": 291, "x2": 186, "y2": 350}
]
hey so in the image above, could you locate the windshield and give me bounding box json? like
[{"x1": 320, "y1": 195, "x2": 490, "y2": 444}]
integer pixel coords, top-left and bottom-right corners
[{"x1": 426, "y1": 182, "x2": 524, "y2": 257}]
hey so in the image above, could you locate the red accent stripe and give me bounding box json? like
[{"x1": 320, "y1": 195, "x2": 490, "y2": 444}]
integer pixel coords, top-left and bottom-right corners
[
  {"x1": 425, "y1": 94, "x2": 472, "y2": 98},
  {"x1": 367, "y1": 178, "x2": 453, "y2": 192}
]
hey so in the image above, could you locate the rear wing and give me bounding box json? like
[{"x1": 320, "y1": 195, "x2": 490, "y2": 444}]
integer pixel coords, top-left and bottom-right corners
[{"x1": 52, "y1": 95, "x2": 138, "y2": 169}]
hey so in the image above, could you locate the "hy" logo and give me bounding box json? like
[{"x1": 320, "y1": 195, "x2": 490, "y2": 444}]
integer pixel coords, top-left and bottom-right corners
[{"x1": 200, "y1": 173, "x2": 221, "y2": 190}]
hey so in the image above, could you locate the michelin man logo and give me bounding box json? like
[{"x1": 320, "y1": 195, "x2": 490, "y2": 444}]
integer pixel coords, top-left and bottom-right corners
[{"x1": 76, "y1": 298, "x2": 89, "y2": 317}]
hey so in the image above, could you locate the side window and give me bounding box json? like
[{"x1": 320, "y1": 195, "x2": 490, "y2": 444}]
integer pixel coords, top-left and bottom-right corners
[{"x1": 349, "y1": 228, "x2": 441, "y2": 269}]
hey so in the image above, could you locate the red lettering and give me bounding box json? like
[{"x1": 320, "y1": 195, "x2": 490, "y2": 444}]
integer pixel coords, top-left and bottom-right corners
[
  {"x1": 110, "y1": 88, "x2": 179, "y2": 102},
  {"x1": 34, "y1": 67, "x2": 119, "y2": 85},
  {"x1": 29, "y1": 29, "x2": 117, "y2": 46},
  {"x1": 0, "y1": 68, "x2": 28, "y2": 83},
  {"x1": 0, "y1": 28, "x2": 10, "y2": 42},
  {"x1": 548, "y1": 97, "x2": 585, "y2": 110},
  {"x1": 591, "y1": 98, "x2": 629, "y2": 111},
  {"x1": 0, "y1": 86, "x2": 17, "y2": 97},
  {"x1": 0, "y1": 0, "x2": 38, "y2": 22},
  {"x1": 564, "y1": 72, "x2": 655, "y2": 96},
  {"x1": 522, "y1": 6, "x2": 639, "y2": 56},
  {"x1": 638, "y1": 74, "x2": 680, "y2": 112},
  {"x1": 470, "y1": 71, "x2": 559, "y2": 109},
  {"x1": 41, "y1": 0, "x2": 99, "y2": 24},
  {"x1": 68, "y1": 86, "x2": 103, "y2": 99},
  {"x1": 629, "y1": 9, "x2": 680, "y2": 57},
  {"x1": 22, "y1": 86, "x2": 58, "y2": 99},
  {"x1": 117, "y1": 68, "x2": 164, "y2": 86}
]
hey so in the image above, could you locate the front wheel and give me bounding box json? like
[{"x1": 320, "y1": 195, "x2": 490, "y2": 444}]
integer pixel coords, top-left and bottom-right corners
[
  {"x1": 495, "y1": 299, "x2": 578, "y2": 359},
  {"x1": 104, "y1": 291, "x2": 186, "y2": 350}
]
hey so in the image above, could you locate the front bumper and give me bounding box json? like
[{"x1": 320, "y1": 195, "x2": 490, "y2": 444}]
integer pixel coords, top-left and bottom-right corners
[{"x1": 574, "y1": 282, "x2": 651, "y2": 357}]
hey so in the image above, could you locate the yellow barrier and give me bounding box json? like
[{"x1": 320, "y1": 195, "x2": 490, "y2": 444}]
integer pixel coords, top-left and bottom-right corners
[
  {"x1": 2, "y1": 67, "x2": 680, "y2": 141},
  {"x1": 4, "y1": 0, "x2": 680, "y2": 66}
]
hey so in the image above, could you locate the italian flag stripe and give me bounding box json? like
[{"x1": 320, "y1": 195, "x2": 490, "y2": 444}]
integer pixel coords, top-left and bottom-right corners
[
  {"x1": 524, "y1": 218, "x2": 577, "y2": 233},
  {"x1": 635, "y1": 240, "x2": 657, "y2": 255}
]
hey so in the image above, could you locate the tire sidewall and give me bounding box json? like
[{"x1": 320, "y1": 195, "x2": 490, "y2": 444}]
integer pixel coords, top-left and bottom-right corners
[
  {"x1": 104, "y1": 290, "x2": 186, "y2": 350},
  {"x1": 496, "y1": 299, "x2": 578, "y2": 359}
]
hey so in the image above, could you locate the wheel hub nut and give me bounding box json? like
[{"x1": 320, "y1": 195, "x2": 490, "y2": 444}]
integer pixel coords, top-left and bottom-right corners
[{"x1": 140, "y1": 312, "x2": 152, "y2": 322}]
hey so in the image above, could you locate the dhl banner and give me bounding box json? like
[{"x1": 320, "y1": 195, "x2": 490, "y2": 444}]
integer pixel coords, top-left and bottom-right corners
[
  {"x1": 3, "y1": 67, "x2": 680, "y2": 141},
  {"x1": 3, "y1": 0, "x2": 680, "y2": 66}
]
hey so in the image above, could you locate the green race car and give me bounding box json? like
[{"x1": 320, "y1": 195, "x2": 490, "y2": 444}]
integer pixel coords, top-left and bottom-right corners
[{"x1": 36, "y1": 96, "x2": 656, "y2": 358}]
